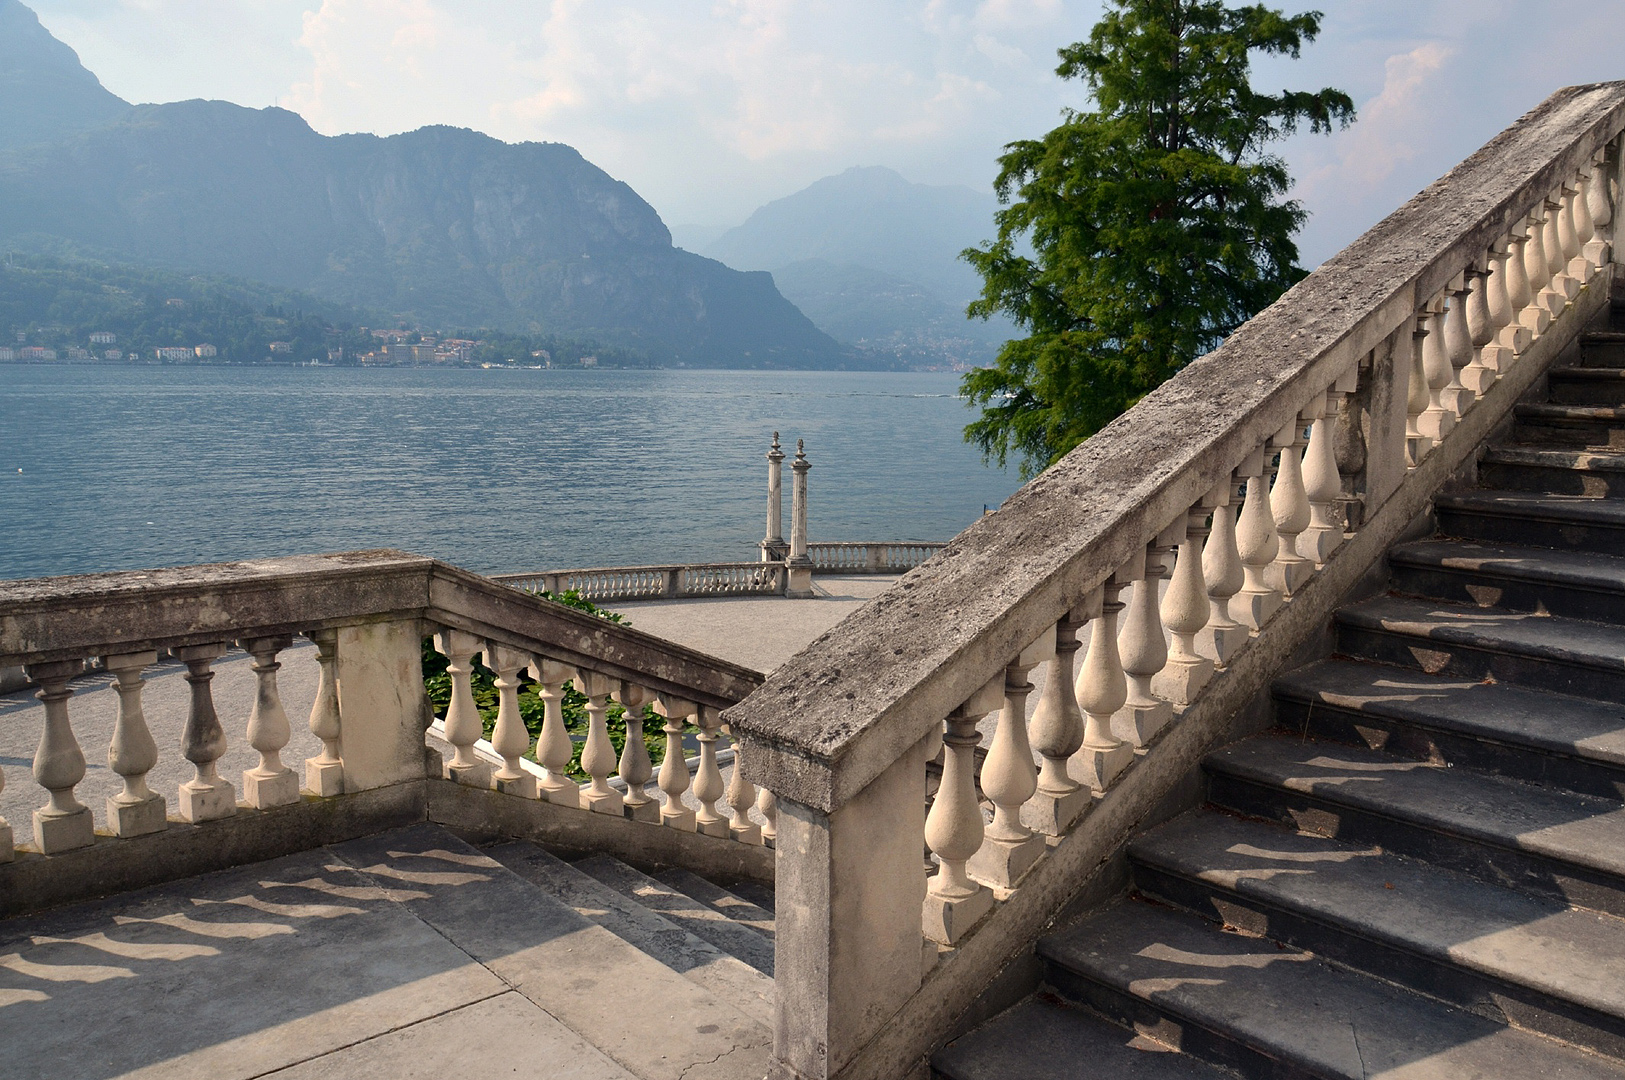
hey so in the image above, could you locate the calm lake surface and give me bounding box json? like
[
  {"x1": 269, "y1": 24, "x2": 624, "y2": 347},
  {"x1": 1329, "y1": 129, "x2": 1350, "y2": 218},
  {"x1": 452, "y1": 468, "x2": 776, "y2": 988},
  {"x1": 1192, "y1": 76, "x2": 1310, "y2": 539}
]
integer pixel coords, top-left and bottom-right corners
[{"x1": 0, "y1": 365, "x2": 1022, "y2": 580}]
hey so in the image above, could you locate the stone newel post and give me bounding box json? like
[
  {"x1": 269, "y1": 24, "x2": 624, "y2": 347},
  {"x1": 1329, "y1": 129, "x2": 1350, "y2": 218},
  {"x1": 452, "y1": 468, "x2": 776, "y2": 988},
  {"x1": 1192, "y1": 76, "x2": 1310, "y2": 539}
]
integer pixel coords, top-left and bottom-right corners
[
  {"x1": 787, "y1": 439, "x2": 814, "y2": 598},
  {"x1": 762, "y1": 432, "x2": 787, "y2": 562}
]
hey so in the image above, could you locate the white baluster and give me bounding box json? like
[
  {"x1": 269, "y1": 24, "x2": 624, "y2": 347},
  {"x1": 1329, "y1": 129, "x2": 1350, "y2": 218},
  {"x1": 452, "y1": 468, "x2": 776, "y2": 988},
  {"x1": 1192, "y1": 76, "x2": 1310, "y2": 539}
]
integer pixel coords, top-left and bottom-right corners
[
  {"x1": 756, "y1": 786, "x2": 778, "y2": 848},
  {"x1": 655, "y1": 695, "x2": 697, "y2": 831},
  {"x1": 1460, "y1": 266, "x2": 1496, "y2": 397},
  {"x1": 1525, "y1": 209, "x2": 1559, "y2": 331},
  {"x1": 435, "y1": 630, "x2": 490, "y2": 787},
  {"x1": 1270, "y1": 416, "x2": 1314, "y2": 596},
  {"x1": 1545, "y1": 190, "x2": 1577, "y2": 305},
  {"x1": 104, "y1": 651, "x2": 165, "y2": 837},
  {"x1": 1418, "y1": 295, "x2": 1455, "y2": 445},
  {"x1": 304, "y1": 629, "x2": 343, "y2": 796},
  {"x1": 175, "y1": 644, "x2": 235, "y2": 823},
  {"x1": 1115, "y1": 534, "x2": 1173, "y2": 745},
  {"x1": 1561, "y1": 182, "x2": 1589, "y2": 286},
  {"x1": 968, "y1": 629, "x2": 1053, "y2": 888},
  {"x1": 532, "y1": 657, "x2": 580, "y2": 807},
  {"x1": 1442, "y1": 277, "x2": 1474, "y2": 415},
  {"x1": 1077, "y1": 577, "x2": 1134, "y2": 792},
  {"x1": 1586, "y1": 153, "x2": 1613, "y2": 267},
  {"x1": 723, "y1": 729, "x2": 761, "y2": 844},
  {"x1": 693, "y1": 706, "x2": 728, "y2": 837},
  {"x1": 572, "y1": 669, "x2": 621, "y2": 814},
  {"x1": 613, "y1": 681, "x2": 658, "y2": 822},
  {"x1": 1577, "y1": 165, "x2": 1601, "y2": 274},
  {"x1": 1154, "y1": 501, "x2": 1217, "y2": 710},
  {"x1": 923, "y1": 678, "x2": 1003, "y2": 945},
  {"x1": 26, "y1": 660, "x2": 94, "y2": 853},
  {"x1": 1505, "y1": 223, "x2": 1543, "y2": 342},
  {"x1": 1199, "y1": 475, "x2": 1247, "y2": 666},
  {"x1": 240, "y1": 636, "x2": 299, "y2": 809},
  {"x1": 1406, "y1": 316, "x2": 1432, "y2": 465},
  {"x1": 485, "y1": 644, "x2": 538, "y2": 799},
  {"x1": 1028, "y1": 610, "x2": 1090, "y2": 835},
  {"x1": 1485, "y1": 239, "x2": 1525, "y2": 370},
  {"x1": 1233, "y1": 446, "x2": 1281, "y2": 629}
]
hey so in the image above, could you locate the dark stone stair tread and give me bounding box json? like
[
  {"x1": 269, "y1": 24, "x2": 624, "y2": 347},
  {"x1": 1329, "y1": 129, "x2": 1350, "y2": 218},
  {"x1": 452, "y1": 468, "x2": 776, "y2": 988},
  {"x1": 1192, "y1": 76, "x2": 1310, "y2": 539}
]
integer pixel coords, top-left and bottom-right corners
[
  {"x1": 1129, "y1": 812, "x2": 1625, "y2": 1023},
  {"x1": 654, "y1": 868, "x2": 775, "y2": 938},
  {"x1": 574, "y1": 854, "x2": 775, "y2": 975},
  {"x1": 1273, "y1": 659, "x2": 1625, "y2": 772},
  {"x1": 1553, "y1": 368, "x2": 1625, "y2": 380},
  {"x1": 1436, "y1": 491, "x2": 1625, "y2": 527},
  {"x1": 1390, "y1": 538, "x2": 1625, "y2": 592},
  {"x1": 484, "y1": 842, "x2": 773, "y2": 1025},
  {"x1": 1206, "y1": 735, "x2": 1625, "y2": 883},
  {"x1": 1040, "y1": 900, "x2": 1625, "y2": 1080},
  {"x1": 1517, "y1": 403, "x2": 1625, "y2": 421},
  {"x1": 932, "y1": 995, "x2": 1231, "y2": 1080},
  {"x1": 1482, "y1": 447, "x2": 1625, "y2": 472},
  {"x1": 1336, "y1": 595, "x2": 1625, "y2": 675}
]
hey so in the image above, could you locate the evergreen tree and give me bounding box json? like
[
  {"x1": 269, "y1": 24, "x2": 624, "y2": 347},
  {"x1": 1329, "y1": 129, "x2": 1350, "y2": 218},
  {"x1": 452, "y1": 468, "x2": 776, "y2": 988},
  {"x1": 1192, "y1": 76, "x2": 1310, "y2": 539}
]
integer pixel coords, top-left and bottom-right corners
[{"x1": 962, "y1": 0, "x2": 1354, "y2": 476}]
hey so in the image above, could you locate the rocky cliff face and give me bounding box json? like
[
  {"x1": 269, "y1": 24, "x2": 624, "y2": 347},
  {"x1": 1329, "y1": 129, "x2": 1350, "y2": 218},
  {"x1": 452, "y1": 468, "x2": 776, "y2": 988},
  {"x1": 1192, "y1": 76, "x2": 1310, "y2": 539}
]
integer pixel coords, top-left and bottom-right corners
[{"x1": 0, "y1": 0, "x2": 129, "y2": 151}]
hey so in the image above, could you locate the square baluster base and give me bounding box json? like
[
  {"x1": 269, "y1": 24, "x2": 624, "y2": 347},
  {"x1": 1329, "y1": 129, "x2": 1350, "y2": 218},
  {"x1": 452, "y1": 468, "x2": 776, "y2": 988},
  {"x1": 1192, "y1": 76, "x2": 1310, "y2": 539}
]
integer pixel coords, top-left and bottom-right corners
[
  {"x1": 968, "y1": 832, "x2": 1047, "y2": 889},
  {"x1": 583, "y1": 788, "x2": 624, "y2": 816},
  {"x1": 244, "y1": 768, "x2": 300, "y2": 810},
  {"x1": 1152, "y1": 657, "x2": 1215, "y2": 708},
  {"x1": 623, "y1": 796, "x2": 661, "y2": 824},
  {"x1": 446, "y1": 761, "x2": 492, "y2": 789},
  {"x1": 1023, "y1": 785, "x2": 1091, "y2": 836},
  {"x1": 178, "y1": 779, "x2": 237, "y2": 823},
  {"x1": 1113, "y1": 701, "x2": 1173, "y2": 748},
  {"x1": 1078, "y1": 740, "x2": 1134, "y2": 793},
  {"x1": 922, "y1": 883, "x2": 995, "y2": 946},
  {"x1": 730, "y1": 822, "x2": 763, "y2": 845},
  {"x1": 1442, "y1": 385, "x2": 1475, "y2": 417},
  {"x1": 107, "y1": 793, "x2": 167, "y2": 837},
  {"x1": 662, "y1": 805, "x2": 697, "y2": 832},
  {"x1": 34, "y1": 806, "x2": 94, "y2": 854},
  {"x1": 495, "y1": 773, "x2": 540, "y2": 800},
  {"x1": 696, "y1": 814, "x2": 730, "y2": 839},
  {"x1": 305, "y1": 759, "x2": 345, "y2": 797},
  {"x1": 1232, "y1": 589, "x2": 1282, "y2": 632},
  {"x1": 1198, "y1": 623, "x2": 1251, "y2": 667},
  {"x1": 540, "y1": 779, "x2": 581, "y2": 809},
  {"x1": 0, "y1": 820, "x2": 12, "y2": 863},
  {"x1": 1586, "y1": 240, "x2": 1610, "y2": 267}
]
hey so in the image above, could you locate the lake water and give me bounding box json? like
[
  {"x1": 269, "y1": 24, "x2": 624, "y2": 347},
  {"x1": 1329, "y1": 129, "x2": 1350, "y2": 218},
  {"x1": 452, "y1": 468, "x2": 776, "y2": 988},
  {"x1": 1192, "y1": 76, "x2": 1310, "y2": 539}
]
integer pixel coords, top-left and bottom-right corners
[{"x1": 0, "y1": 365, "x2": 1022, "y2": 580}]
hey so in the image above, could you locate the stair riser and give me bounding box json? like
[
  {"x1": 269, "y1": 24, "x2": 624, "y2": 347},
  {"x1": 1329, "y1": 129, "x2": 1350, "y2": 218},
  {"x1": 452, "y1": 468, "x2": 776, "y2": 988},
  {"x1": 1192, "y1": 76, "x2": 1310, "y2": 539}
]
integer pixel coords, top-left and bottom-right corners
[
  {"x1": 1129, "y1": 859, "x2": 1625, "y2": 1060},
  {"x1": 1387, "y1": 561, "x2": 1625, "y2": 625},
  {"x1": 1435, "y1": 506, "x2": 1625, "y2": 556},
  {"x1": 1551, "y1": 380, "x2": 1625, "y2": 406},
  {"x1": 1038, "y1": 963, "x2": 1326, "y2": 1080},
  {"x1": 1478, "y1": 461, "x2": 1625, "y2": 496},
  {"x1": 1580, "y1": 341, "x2": 1625, "y2": 367},
  {"x1": 1335, "y1": 622, "x2": 1625, "y2": 703},
  {"x1": 1512, "y1": 421, "x2": 1625, "y2": 448},
  {"x1": 1272, "y1": 696, "x2": 1625, "y2": 802},
  {"x1": 1205, "y1": 771, "x2": 1625, "y2": 918}
]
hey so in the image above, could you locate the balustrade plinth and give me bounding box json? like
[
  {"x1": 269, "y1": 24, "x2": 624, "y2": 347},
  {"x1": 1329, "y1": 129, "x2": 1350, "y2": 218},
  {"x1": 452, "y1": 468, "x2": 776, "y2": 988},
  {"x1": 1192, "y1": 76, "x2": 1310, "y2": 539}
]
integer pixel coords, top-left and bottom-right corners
[
  {"x1": 966, "y1": 825, "x2": 1046, "y2": 890},
  {"x1": 1076, "y1": 740, "x2": 1133, "y2": 795},
  {"x1": 922, "y1": 879, "x2": 994, "y2": 947},
  {"x1": 33, "y1": 804, "x2": 93, "y2": 854},
  {"x1": 1021, "y1": 782, "x2": 1092, "y2": 838},
  {"x1": 1151, "y1": 651, "x2": 1214, "y2": 709},
  {"x1": 446, "y1": 758, "x2": 493, "y2": 789}
]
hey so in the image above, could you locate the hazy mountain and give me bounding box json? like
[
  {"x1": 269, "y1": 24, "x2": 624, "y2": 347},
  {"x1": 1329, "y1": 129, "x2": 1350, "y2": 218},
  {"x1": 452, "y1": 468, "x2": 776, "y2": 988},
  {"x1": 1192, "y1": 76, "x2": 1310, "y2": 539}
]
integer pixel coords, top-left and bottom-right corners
[
  {"x1": 701, "y1": 166, "x2": 1014, "y2": 362},
  {"x1": 0, "y1": 6, "x2": 854, "y2": 367},
  {"x1": 0, "y1": 0, "x2": 130, "y2": 150}
]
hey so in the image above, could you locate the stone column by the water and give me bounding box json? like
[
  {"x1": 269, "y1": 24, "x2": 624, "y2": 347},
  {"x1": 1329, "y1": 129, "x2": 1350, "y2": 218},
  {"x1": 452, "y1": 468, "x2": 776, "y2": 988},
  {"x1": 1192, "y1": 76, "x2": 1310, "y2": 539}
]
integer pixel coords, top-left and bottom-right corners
[
  {"x1": 787, "y1": 439, "x2": 814, "y2": 598},
  {"x1": 762, "y1": 432, "x2": 787, "y2": 562}
]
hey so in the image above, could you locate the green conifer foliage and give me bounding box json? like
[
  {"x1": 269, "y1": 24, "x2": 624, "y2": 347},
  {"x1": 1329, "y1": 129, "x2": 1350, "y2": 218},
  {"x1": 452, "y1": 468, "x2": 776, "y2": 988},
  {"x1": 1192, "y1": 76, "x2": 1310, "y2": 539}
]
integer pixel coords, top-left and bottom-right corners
[{"x1": 962, "y1": 0, "x2": 1354, "y2": 476}]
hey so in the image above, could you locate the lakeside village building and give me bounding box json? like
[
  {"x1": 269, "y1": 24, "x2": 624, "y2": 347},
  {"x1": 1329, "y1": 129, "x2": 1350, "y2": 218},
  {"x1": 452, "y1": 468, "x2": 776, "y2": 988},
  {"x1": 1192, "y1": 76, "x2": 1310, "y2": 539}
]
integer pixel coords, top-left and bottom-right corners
[{"x1": 0, "y1": 334, "x2": 217, "y2": 362}]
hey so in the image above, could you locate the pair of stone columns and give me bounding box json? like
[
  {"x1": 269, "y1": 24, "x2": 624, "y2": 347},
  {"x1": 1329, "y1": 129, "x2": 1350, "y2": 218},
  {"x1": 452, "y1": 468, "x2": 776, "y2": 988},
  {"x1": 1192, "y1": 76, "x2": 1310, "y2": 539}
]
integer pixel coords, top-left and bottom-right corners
[{"x1": 762, "y1": 433, "x2": 814, "y2": 597}]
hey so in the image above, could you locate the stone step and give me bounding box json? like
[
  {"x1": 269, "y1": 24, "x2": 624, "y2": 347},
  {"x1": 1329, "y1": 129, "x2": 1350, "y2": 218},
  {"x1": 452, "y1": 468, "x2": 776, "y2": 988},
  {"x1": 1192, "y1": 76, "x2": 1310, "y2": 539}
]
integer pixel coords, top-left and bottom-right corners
[
  {"x1": 1272, "y1": 659, "x2": 1625, "y2": 801},
  {"x1": 574, "y1": 854, "x2": 775, "y2": 976},
  {"x1": 723, "y1": 878, "x2": 776, "y2": 914},
  {"x1": 1129, "y1": 811, "x2": 1625, "y2": 1059},
  {"x1": 1434, "y1": 490, "x2": 1625, "y2": 555},
  {"x1": 1580, "y1": 331, "x2": 1625, "y2": 367},
  {"x1": 1513, "y1": 403, "x2": 1625, "y2": 447},
  {"x1": 1334, "y1": 594, "x2": 1625, "y2": 702},
  {"x1": 1550, "y1": 367, "x2": 1625, "y2": 405},
  {"x1": 931, "y1": 994, "x2": 1231, "y2": 1080},
  {"x1": 1036, "y1": 899, "x2": 1625, "y2": 1080},
  {"x1": 1479, "y1": 446, "x2": 1625, "y2": 496},
  {"x1": 330, "y1": 826, "x2": 770, "y2": 1080},
  {"x1": 484, "y1": 842, "x2": 774, "y2": 1026},
  {"x1": 1388, "y1": 538, "x2": 1625, "y2": 624},
  {"x1": 1204, "y1": 734, "x2": 1625, "y2": 916},
  {"x1": 655, "y1": 868, "x2": 776, "y2": 939}
]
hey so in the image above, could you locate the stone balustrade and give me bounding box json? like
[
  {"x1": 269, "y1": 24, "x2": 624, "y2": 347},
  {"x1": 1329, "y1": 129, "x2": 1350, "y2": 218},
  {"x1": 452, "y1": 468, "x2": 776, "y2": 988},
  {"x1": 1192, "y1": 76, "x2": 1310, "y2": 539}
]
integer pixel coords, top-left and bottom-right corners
[
  {"x1": 723, "y1": 83, "x2": 1625, "y2": 1080},
  {"x1": 492, "y1": 561, "x2": 788, "y2": 603},
  {"x1": 0, "y1": 554, "x2": 769, "y2": 914},
  {"x1": 804, "y1": 542, "x2": 947, "y2": 573}
]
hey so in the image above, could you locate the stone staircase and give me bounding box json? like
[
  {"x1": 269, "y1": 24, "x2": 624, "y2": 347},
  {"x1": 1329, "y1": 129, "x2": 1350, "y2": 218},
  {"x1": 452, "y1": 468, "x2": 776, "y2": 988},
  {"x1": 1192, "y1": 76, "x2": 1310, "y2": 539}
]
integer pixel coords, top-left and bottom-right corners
[
  {"x1": 934, "y1": 323, "x2": 1625, "y2": 1079},
  {"x1": 0, "y1": 823, "x2": 776, "y2": 1080}
]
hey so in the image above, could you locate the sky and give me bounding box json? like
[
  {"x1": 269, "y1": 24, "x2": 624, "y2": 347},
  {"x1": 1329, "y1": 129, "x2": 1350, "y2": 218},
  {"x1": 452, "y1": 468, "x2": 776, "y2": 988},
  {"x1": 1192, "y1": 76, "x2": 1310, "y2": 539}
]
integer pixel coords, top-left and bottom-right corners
[{"x1": 26, "y1": 0, "x2": 1625, "y2": 266}]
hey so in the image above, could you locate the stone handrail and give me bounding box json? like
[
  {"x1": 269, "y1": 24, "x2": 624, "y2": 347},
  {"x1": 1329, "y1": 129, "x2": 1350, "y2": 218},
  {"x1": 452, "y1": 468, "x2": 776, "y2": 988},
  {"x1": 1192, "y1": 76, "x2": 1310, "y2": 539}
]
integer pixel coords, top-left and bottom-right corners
[
  {"x1": 0, "y1": 552, "x2": 771, "y2": 910},
  {"x1": 492, "y1": 561, "x2": 788, "y2": 603},
  {"x1": 805, "y1": 542, "x2": 947, "y2": 573},
  {"x1": 724, "y1": 81, "x2": 1625, "y2": 1080}
]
